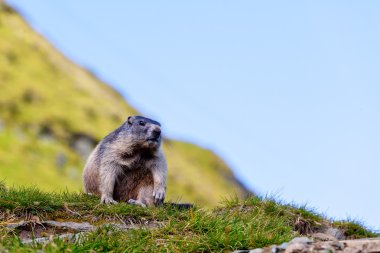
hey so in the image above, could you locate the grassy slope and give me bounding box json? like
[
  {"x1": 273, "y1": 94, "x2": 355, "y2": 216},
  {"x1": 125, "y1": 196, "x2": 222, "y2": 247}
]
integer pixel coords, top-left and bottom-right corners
[
  {"x1": 0, "y1": 186, "x2": 377, "y2": 252},
  {"x1": 0, "y1": 3, "x2": 247, "y2": 206}
]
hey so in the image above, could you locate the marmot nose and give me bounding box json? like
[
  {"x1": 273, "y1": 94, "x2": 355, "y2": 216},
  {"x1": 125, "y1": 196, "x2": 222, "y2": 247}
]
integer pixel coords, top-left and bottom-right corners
[{"x1": 152, "y1": 128, "x2": 161, "y2": 138}]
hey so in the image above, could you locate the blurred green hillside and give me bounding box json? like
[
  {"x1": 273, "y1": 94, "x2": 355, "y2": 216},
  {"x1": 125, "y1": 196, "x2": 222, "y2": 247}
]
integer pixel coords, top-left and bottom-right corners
[{"x1": 0, "y1": 3, "x2": 248, "y2": 206}]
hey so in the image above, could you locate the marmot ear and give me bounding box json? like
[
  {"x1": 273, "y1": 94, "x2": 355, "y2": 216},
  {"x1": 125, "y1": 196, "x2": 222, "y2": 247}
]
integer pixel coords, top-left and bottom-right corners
[{"x1": 127, "y1": 116, "x2": 133, "y2": 125}]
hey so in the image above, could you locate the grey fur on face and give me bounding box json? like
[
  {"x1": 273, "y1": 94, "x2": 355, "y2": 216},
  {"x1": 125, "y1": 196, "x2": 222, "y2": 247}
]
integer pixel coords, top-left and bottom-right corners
[{"x1": 82, "y1": 116, "x2": 167, "y2": 207}]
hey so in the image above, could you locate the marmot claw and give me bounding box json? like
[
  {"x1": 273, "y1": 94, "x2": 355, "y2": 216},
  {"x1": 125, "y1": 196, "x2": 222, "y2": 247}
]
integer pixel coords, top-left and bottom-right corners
[
  {"x1": 153, "y1": 188, "x2": 166, "y2": 204},
  {"x1": 101, "y1": 196, "x2": 117, "y2": 204}
]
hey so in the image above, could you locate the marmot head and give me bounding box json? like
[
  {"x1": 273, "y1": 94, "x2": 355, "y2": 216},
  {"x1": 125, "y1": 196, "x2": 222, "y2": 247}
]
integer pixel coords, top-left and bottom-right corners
[{"x1": 123, "y1": 116, "x2": 162, "y2": 150}]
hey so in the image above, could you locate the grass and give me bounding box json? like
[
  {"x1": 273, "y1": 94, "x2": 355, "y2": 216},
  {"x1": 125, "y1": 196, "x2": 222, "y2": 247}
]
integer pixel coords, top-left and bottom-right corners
[{"x1": 0, "y1": 185, "x2": 377, "y2": 252}]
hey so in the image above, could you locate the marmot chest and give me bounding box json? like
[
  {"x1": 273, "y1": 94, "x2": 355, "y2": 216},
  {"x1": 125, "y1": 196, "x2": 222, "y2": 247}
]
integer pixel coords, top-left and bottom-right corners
[
  {"x1": 121, "y1": 152, "x2": 156, "y2": 171},
  {"x1": 114, "y1": 156, "x2": 155, "y2": 202}
]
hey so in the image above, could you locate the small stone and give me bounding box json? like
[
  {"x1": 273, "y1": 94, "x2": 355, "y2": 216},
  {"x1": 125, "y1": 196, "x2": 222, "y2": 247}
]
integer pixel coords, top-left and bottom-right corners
[
  {"x1": 271, "y1": 246, "x2": 280, "y2": 253},
  {"x1": 289, "y1": 237, "x2": 313, "y2": 244},
  {"x1": 366, "y1": 239, "x2": 380, "y2": 252},
  {"x1": 278, "y1": 242, "x2": 288, "y2": 250},
  {"x1": 325, "y1": 228, "x2": 345, "y2": 240},
  {"x1": 318, "y1": 250, "x2": 333, "y2": 253},
  {"x1": 343, "y1": 238, "x2": 380, "y2": 252},
  {"x1": 6, "y1": 221, "x2": 27, "y2": 229},
  {"x1": 43, "y1": 221, "x2": 93, "y2": 231},
  {"x1": 284, "y1": 243, "x2": 306, "y2": 253},
  {"x1": 71, "y1": 135, "x2": 96, "y2": 160},
  {"x1": 311, "y1": 232, "x2": 338, "y2": 242},
  {"x1": 330, "y1": 241, "x2": 344, "y2": 250},
  {"x1": 249, "y1": 249, "x2": 263, "y2": 253},
  {"x1": 55, "y1": 153, "x2": 67, "y2": 168},
  {"x1": 341, "y1": 248, "x2": 357, "y2": 253}
]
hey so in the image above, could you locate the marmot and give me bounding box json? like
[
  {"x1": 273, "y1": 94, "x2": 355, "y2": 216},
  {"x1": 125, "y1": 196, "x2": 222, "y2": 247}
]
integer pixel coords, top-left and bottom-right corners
[{"x1": 82, "y1": 116, "x2": 166, "y2": 207}]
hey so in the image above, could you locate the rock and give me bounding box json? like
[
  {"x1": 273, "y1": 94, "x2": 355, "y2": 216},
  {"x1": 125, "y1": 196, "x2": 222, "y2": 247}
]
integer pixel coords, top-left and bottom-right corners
[
  {"x1": 325, "y1": 227, "x2": 345, "y2": 240},
  {"x1": 270, "y1": 243, "x2": 288, "y2": 253},
  {"x1": 340, "y1": 238, "x2": 380, "y2": 252},
  {"x1": 43, "y1": 221, "x2": 94, "y2": 231},
  {"x1": 55, "y1": 152, "x2": 67, "y2": 168},
  {"x1": 235, "y1": 237, "x2": 380, "y2": 253},
  {"x1": 284, "y1": 243, "x2": 305, "y2": 253},
  {"x1": 4, "y1": 219, "x2": 164, "y2": 245},
  {"x1": 22, "y1": 232, "x2": 84, "y2": 244},
  {"x1": 278, "y1": 242, "x2": 288, "y2": 250},
  {"x1": 311, "y1": 232, "x2": 338, "y2": 242},
  {"x1": 329, "y1": 241, "x2": 344, "y2": 250},
  {"x1": 5, "y1": 221, "x2": 27, "y2": 229},
  {"x1": 38, "y1": 126, "x2": 55, "y2": 143},
  {"x1": 249, "y1": 249, "x2": 263, "y2": 253},
  {"x1": 70, "y1": 134, "x2": 96, "y2": 160},
  {"x1": 341, "y1": 248, "x2": 357, "y2": 253},
  {"x1": 289, "y1": 237, "x2": 313, "y2": 244}
]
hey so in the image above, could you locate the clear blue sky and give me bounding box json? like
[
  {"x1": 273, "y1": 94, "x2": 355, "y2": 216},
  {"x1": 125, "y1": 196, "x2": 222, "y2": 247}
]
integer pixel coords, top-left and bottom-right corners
[{"x1": 6, "y1": 0, "x2": 380, "y2": 230}]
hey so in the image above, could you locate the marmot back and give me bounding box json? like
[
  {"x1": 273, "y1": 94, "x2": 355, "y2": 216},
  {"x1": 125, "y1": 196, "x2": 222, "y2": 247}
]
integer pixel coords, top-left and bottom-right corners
[{"x1": 82, "y1": 116, "x2": 167, "y2": 207}]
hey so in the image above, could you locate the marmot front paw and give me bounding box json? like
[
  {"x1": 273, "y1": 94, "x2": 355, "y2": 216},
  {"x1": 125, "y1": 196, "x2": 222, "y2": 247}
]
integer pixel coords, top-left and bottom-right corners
[
  {"x1": 128, "y1": 199, "x2": 147, "y2": 208},
  {"x1": 101, "y1": 195, "x2": 117, "y2": 204},
  {"x1": 153, "y1": 188, "x2": 166, "y2": 205}
]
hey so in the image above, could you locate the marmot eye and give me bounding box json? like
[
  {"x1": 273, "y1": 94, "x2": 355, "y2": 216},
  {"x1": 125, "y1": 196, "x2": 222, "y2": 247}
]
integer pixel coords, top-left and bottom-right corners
[{"x1": 139, "y1": 121, "x2": 146, "y2": 126}]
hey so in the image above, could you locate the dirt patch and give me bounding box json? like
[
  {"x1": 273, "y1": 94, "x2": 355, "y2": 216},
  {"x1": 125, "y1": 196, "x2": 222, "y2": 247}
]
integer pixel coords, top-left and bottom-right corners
[{"x1": 15, "y1": 222, "x2": 76, "y2": 241}]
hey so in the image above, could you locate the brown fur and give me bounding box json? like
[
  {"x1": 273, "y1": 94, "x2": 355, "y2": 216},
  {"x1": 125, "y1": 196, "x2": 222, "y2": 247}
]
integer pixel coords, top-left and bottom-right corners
[
  {"x1": 82, "y1": 116, "x2": 167, "y2": 207},
  {"x1": 114, "y1": 168, "x2": 154, "y2": 205}
]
